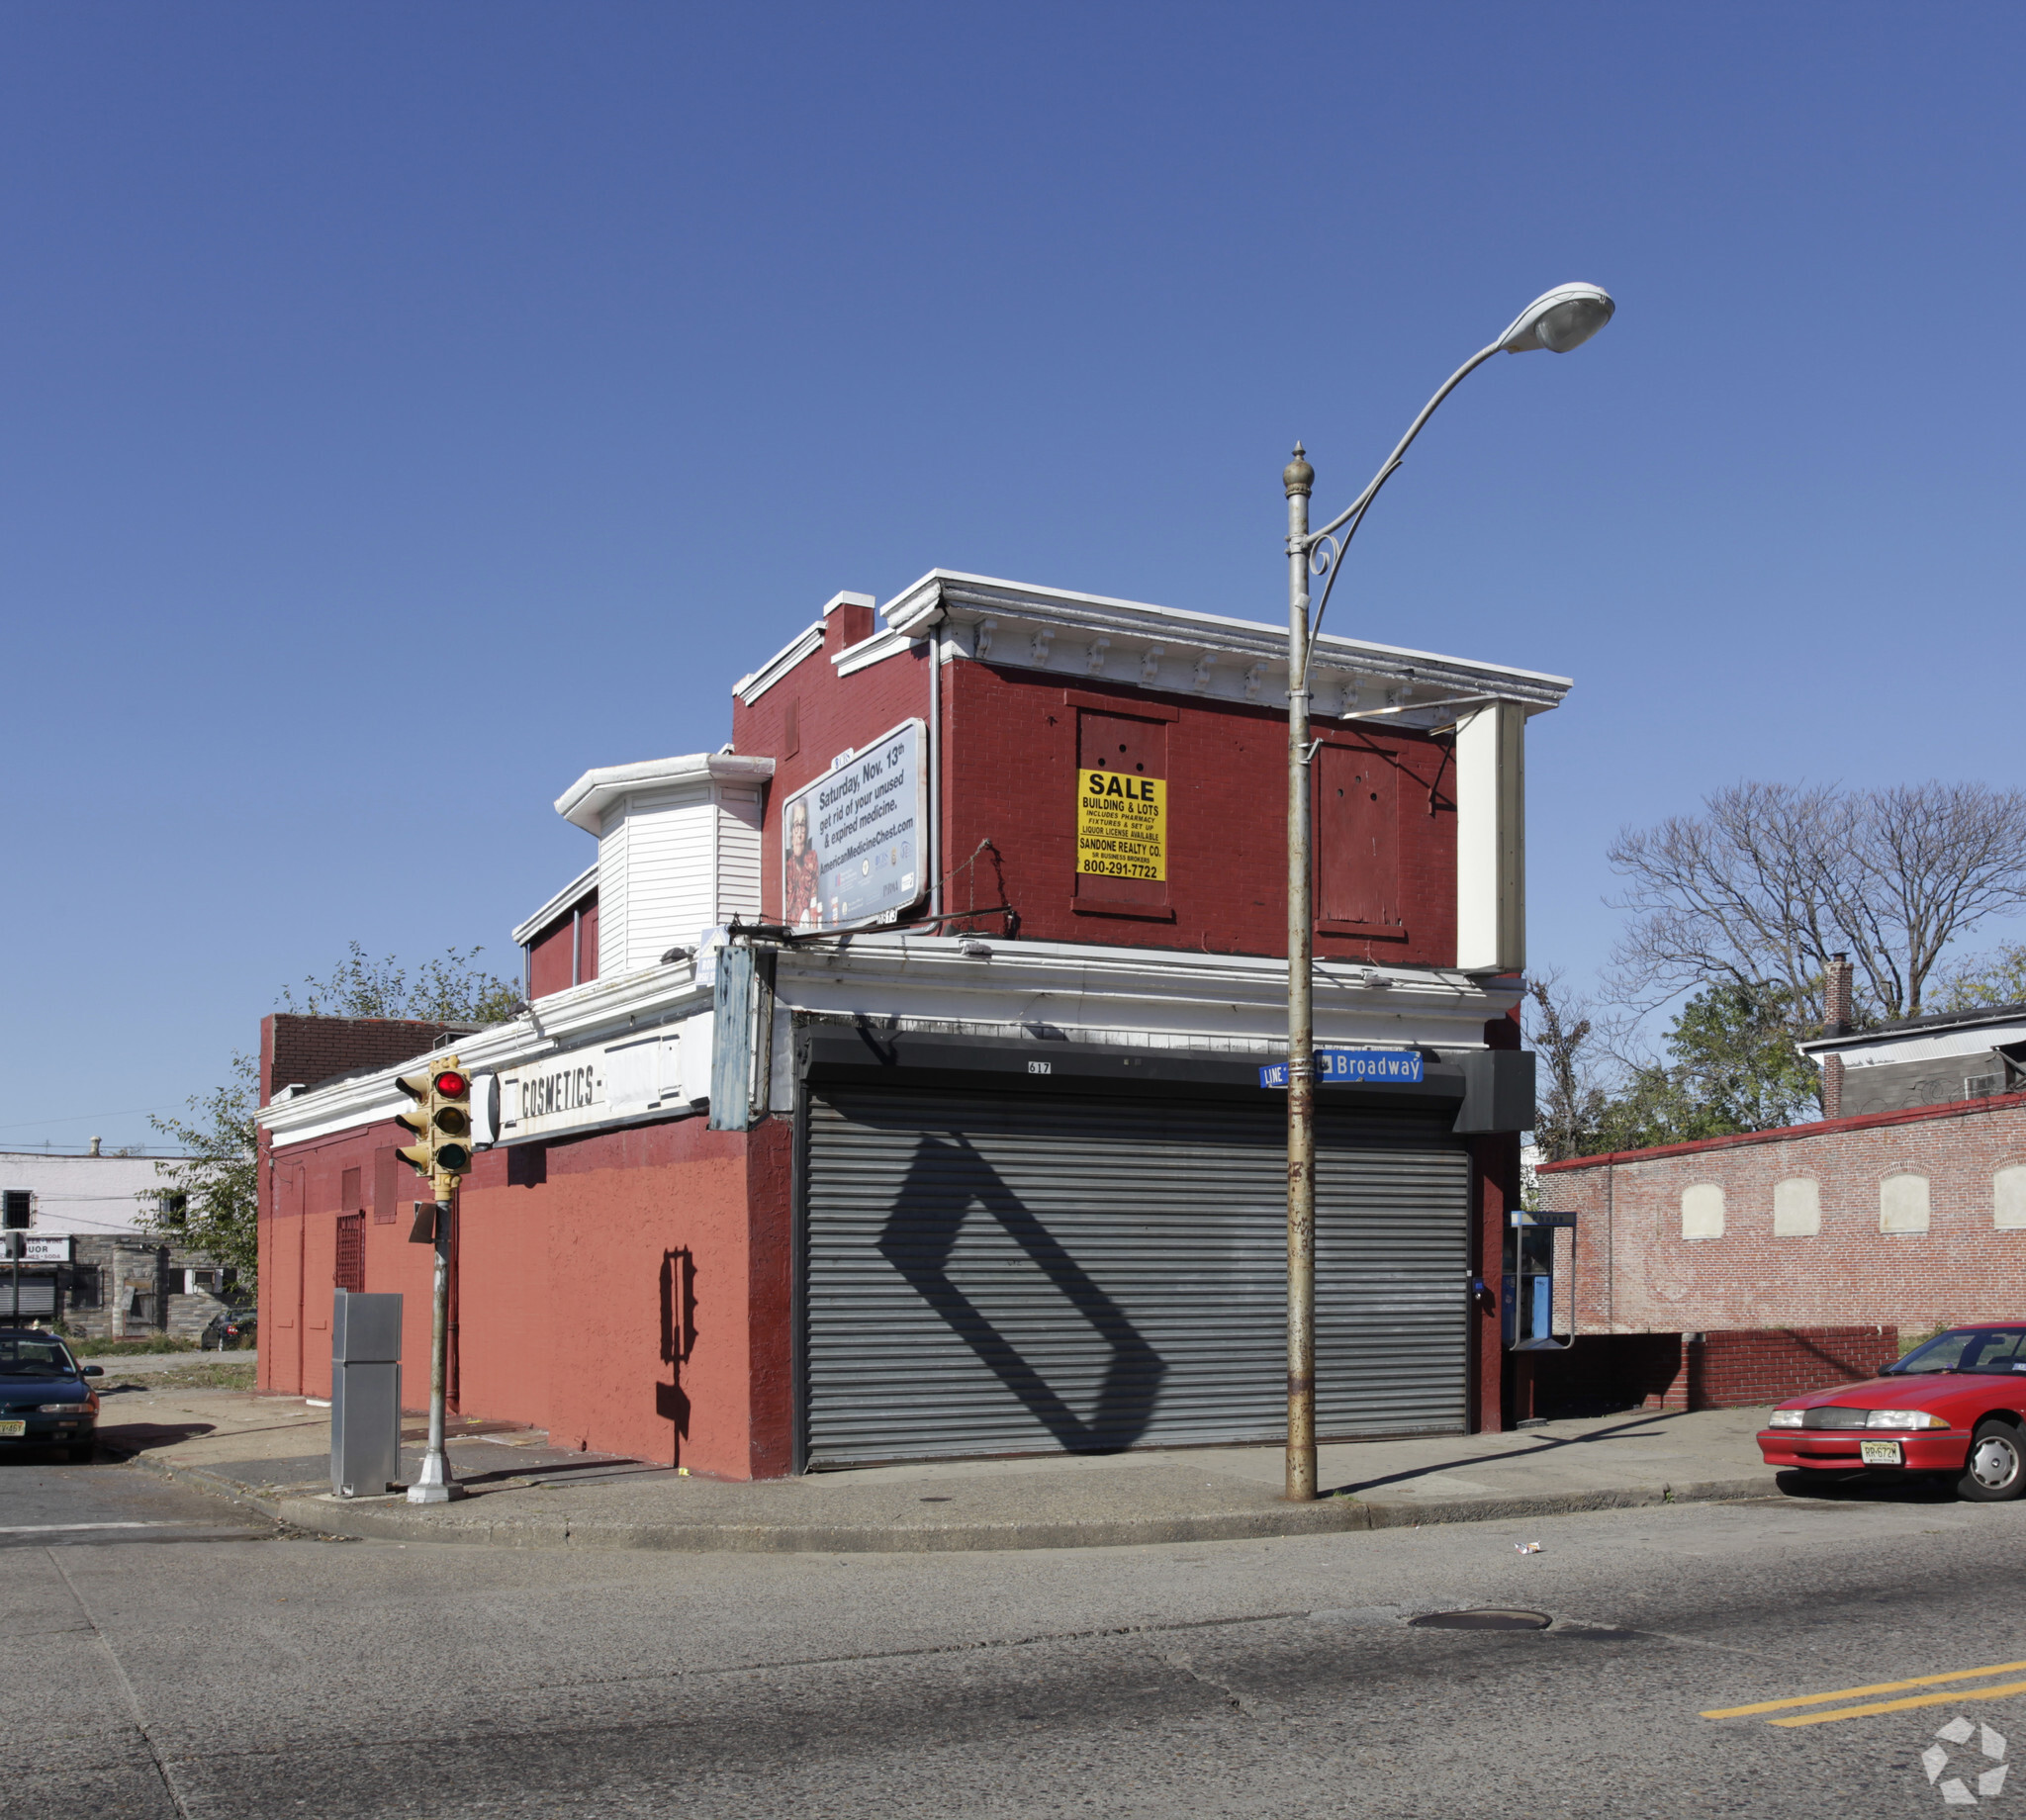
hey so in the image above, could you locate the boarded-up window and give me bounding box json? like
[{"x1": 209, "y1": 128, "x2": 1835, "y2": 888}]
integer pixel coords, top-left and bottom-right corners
[
  {"x1": 1880, "y1": 1173, "x2": 1930, "y2": 1234},
  {"x1": 1075, "y1": 710, "x2": 1168, "y2": 909},
  {"x1": 334, "y1": 1213, "x2": 366, "y2": 1293},
  {"x1": 1772, "y1": 1178, "x2": 1821, "y2": 1237},
  {"x1": 340, "y1": 1167, "x2": 362, "y2": 1211},
  {"x1": 1995, "y1": 1166, "x2": 2026, "y2": 1230},
  {"x1": 1317, "y1": 742, "x2": 1401, "y2": 930},
  {"x1": 1681, "y1": 1183, "x2": 1725, "y2": 1239},
  {"x1": 372, "y1": 1146, "x2": 399, "y2": 1225}
]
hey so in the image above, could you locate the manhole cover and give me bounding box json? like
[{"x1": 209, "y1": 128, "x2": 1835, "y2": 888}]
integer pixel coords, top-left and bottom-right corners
[{"x1": 1408, "y1": 1608, "x2": 1552, "y2": 1631}]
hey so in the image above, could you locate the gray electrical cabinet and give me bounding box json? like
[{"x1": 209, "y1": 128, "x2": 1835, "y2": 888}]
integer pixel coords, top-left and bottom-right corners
[{"x1": 330, "y1": 1290, "x2": 403, "y2": 1498}]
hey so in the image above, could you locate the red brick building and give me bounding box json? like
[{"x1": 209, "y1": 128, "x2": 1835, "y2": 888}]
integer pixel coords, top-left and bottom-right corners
[
  {"x1": 257, "y1": 571, "x2": 1565, "y2": 1476},
  {"x1": 1533, "y1": 1087, "x2": 2026, "y2": 1416}
]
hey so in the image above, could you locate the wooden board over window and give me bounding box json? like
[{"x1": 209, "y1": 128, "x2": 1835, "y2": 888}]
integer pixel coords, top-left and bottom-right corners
[
  {"x1": 1074, "y1": 709, "x2": 1170, "y2": 916},
  {"x1": 1316, "y1": 740, "x2": 1403, "y2": 936}
]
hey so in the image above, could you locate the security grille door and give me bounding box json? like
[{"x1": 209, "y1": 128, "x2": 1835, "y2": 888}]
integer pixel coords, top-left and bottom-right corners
[
  {"x1": 804, "y1": 1086, "x2": 1470, "y2": 1467},
  {"x1": 0, "y1": 1278, "x2": 56, "y2": 1318}
]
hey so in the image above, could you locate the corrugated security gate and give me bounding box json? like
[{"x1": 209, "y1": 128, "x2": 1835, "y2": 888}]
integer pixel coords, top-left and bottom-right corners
[{"x1": 803, "y1": 1085, "x2": 1471, "y2": 1468}]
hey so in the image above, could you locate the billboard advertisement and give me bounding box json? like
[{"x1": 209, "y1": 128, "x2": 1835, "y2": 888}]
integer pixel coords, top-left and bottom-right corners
[{"x1": 780, "y1": 718, "x2": 927, "y2": 932}]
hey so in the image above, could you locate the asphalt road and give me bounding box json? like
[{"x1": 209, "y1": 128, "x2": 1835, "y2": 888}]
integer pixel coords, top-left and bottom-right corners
[{"x1": 8, "y1": 1460, "x2": 2026, "y2": 1818}]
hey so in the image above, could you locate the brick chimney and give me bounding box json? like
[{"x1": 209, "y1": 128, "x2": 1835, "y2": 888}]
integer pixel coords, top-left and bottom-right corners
[
  {"x1": 821, "y1": 590, "x2": 877, "y2": 655},
  {"x1": 1820, "y1": 951, "x2": 1854, "y2": 1118}
]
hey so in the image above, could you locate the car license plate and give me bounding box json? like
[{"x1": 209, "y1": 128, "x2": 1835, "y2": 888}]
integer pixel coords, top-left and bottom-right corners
[
  {"x1": 0, "y1": 1420, "x2": 24, "y2": 1438},
  {"x1": 1860, "y1": 1439, "x2": 1903, "y2": 1466}
]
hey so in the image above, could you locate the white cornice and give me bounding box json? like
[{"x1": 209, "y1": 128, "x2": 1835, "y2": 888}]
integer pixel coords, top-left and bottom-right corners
[
  {"x1": 733, "y1": 622, "x2": 825, "y2": 705},
  {"x1": 878, "y1": 570, "x2": 1572, "y2": 730},
  {"x1": 554, "y1": 752, "x2": 777, "y2": 833},
  {"x1": 509, "y1": 863, "x2": 599, "y2": 947},
  {"x1": 257, "y1": 957, "x2": 714, "y2": 1146},
  {"x1": 260, "y1": 935, "x2": 1519, "y2": 1149}
]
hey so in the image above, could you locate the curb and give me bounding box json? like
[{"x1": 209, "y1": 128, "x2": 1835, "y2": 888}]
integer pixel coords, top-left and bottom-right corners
[{"x1": 121, "y1": 1448, "x2": 1782, "y2": 1553}]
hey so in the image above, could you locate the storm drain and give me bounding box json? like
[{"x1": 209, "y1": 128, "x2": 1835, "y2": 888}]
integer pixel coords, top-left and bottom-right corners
[{"x1": 1408, "y1": 1608, "x2": 1553, "y2": 1631}]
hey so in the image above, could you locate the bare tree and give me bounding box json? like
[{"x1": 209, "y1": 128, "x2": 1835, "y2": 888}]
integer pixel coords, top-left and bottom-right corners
[
  {"x1": 1609, "y1": 780, "x2": 2026, "y2": 1022},
  {"x1": 1523, "y1": 971, "x2": 1612, "y2": 1163}
]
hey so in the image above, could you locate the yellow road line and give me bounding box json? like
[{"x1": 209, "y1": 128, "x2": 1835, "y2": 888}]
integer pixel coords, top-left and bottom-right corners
[
  {"x1": 1771, "y1": 1679, "x2": 2026, "y2": 1728},
  {"x1": 1702, "y1": 1659, "x2": 2026, "y2": 1719}
]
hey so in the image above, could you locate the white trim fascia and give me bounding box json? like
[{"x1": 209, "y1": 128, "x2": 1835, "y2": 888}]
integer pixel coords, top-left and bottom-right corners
[
  {"x1": 258, "y1": 957, "x2": 714, "y2": 1148},
  {"x1": 509, "y1": 863, "x2": 600, "y2": 947},
  {"x1": 1808, "y1": 1021, "x2": 2026, "y2": 1070},
  {"x1": 773, "y1": 935, "x2": 1517, "y2": 1053},
  {"x1": 733, "y1": 622, "x2": 826, "y2": 705},
  {"x1": 555, "y1": 753, "x2": 777, "y2": 833},
  {"x1": 258, "y1": 934, "x2": 1519, "y2": 1149},
  {"x1": 832, "y1": 623, "x2": 916, "y2": 679},
  {"x1": 880, "y1": 570, "x2": 1571, "y2": 729}
]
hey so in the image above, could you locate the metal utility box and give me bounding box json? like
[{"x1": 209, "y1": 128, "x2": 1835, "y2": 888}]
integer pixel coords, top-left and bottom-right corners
[
  {"x1": 330, "y1": 1290, "x2": 403, "y2": 1498},
  {"x1": 1453, "y1": 1048, "x2": 1536, "y2": 1134}
]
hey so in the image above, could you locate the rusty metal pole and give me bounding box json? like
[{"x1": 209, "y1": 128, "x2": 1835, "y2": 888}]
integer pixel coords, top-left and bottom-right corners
[
  {"x1": 1283, "y1": 444, "x2": 1318, "y2": 1502},
  {"x1": 407, "y1": 1184, "x2": 459, "y2": 1503}
]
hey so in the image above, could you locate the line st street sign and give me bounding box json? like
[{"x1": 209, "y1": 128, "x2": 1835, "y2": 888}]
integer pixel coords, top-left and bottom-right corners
[{"x1": 1258, "y1": 1048, "x2": 1425, "y2": 1090}]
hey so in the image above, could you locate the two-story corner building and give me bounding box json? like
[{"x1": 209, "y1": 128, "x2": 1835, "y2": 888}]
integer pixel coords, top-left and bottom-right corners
[{"x1": 255, "y1": 571, "x2": 1566, "y2": 1478}]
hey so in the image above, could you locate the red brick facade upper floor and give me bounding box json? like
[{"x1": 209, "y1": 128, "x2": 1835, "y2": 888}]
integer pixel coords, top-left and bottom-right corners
[{"x1": 513, "y1": 572, "x2": 1566, "y2": 991}]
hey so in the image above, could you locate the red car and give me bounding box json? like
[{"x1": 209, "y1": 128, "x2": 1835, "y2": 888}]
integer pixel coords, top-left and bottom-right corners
[{"x1": 1759, "y1": 1324, "x2": 2026, "y2": 1501}]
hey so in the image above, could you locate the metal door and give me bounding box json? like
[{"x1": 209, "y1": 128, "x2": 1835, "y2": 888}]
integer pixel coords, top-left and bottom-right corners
[{"x1": 802, "y1": 1085, "x2": 1470, "y2": 1467}]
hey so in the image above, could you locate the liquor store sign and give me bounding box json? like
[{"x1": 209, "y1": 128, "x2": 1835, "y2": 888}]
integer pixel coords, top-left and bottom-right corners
[{"x1": 1076, "y1": 768, "x2": 1166, "y2": 882}]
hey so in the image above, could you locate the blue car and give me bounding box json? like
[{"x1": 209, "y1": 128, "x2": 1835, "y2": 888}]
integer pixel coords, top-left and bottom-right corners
[{"x1": 0, "y1": 1330, "x2": 104, "y2": 1462}]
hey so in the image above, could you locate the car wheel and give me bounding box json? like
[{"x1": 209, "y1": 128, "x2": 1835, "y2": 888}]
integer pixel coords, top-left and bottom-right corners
[{"x1": 1958, "y1": 1419, "x2": 2026, "y2": 1502}]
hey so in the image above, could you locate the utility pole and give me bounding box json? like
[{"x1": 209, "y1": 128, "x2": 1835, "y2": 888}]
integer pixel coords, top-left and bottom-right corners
[
  {"x1": 1283, "y1": 444, "x2": 1318, "y2": 1503},
  {"x1": 408, "y1": 1185, "x2": 457, "y2": 1503}
]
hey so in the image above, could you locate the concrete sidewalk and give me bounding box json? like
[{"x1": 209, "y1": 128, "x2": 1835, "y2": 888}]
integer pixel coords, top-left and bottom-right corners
[{"x1": 100, "y1": 1385, "x2": 1787, "y2": 1552}]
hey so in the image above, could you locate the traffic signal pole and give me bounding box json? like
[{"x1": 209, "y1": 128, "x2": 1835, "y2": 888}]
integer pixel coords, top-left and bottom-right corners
[
  {"x1": 408, "y1": 1184, "x2": 459, "y2": 1504},
  {"x1": 398, "y1": 1056, "x2": 473, "y2": 1505}
]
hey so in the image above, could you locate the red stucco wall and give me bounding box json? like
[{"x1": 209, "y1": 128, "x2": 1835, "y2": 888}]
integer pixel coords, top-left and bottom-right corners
[{"x1": 259, "y1": 1112, "x2": 793, "y2": 1479}]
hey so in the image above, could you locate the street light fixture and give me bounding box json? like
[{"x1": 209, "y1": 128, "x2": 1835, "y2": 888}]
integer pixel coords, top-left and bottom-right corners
[{"x1": 1279, "y1": 282, "x2": 1614, "y2": 1502}]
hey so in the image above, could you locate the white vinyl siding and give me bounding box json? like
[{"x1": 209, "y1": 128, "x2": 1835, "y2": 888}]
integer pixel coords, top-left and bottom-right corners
[{"x1": 599, "y1": 783, "x2": 768, "y2": 978}]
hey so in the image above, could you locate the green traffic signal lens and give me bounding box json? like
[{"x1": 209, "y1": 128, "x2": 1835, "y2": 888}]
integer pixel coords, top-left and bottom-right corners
[{"x1": 436, "y1": 1143, "x2": 472, "y2": 1174}]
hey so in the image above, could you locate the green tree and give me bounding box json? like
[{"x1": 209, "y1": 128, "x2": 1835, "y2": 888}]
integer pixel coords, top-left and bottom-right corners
[
  {"x1": 142, "y1": 1053, "x2": 260, "y2": 1286},
  {"x1": 279, "y1": 941, "x2": 520, "y2": 1024},
  {"x1": 1933, "y1": 943, "x2": 2026, "y2": 1014},
  {"x1": 143, "y1": 944, "x2": 522, "y2": 1290},
  {"x1": 1530, "y1": 976, "x2": 1823, "y2": 1162}
]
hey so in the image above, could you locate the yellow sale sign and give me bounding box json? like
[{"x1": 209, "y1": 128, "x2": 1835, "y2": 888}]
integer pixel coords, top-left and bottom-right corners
[{"x1": 1076, "y1": 769, "x2": 1166, "y2": 881}]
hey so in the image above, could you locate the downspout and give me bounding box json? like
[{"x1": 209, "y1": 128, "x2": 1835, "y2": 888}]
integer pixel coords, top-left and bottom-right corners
[{"x1": 927, "y1": 609, "x2": 945, "y2": 923}]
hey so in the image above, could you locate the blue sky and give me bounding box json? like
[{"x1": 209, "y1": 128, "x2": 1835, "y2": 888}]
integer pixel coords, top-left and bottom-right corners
[{"x1": 3, "y1": 4, "x2": 2022, "y2": 1149}]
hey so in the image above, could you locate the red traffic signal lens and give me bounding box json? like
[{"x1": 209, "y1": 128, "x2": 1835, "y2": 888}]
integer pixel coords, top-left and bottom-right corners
[{"x1": 434, "y1": 1070, "x2": 468, "y2": 1098}]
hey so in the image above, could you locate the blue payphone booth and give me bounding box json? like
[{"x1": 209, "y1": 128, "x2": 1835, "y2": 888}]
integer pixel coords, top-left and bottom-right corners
[{"x1": 1505, "y1": 1210, "x2": 1577, "y2": 1351}]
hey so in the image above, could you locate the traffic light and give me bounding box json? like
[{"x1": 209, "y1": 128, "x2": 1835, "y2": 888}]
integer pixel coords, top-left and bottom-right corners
[
  {"x1": 391, "y1": 1056, "x2": 475, "y2": 1189},
  {"x1": 431, "y1": 1064, "x2": 473, "y2": 1179},
  {"x1": 393, "y1": 1067, "x2": 438, "y2": 1177}
]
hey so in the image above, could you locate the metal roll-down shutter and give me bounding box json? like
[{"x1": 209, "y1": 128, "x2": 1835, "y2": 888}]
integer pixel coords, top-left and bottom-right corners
[{"x1": 803, "y1": 1085, "x2": 1470, "y2": 1468}]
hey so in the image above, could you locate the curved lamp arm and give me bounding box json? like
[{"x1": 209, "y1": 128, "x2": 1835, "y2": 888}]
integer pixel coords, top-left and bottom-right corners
[
  {"x1": 1297, "y1": 341, "x2": 1501, "y2": 677},
  {"x1": 1295, "y1": 281, "x2": 1614, "y2": 682}
]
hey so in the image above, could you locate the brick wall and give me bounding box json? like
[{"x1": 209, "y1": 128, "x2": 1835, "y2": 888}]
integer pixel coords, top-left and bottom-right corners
[
  {"x1": 1539, "y1": 1092, "x2": 2026, "y2": 1337},
  {"x1": 1690, "y1": 1325, "x2": 1898, "y2": 1410},
  {"x1": 260, "y1": 1014, "x2": 475, "y2": 1106},
  {"x1": 1518, "y1": 1325, "x2": 1899, "y2": 1418},
  {"x1": 731, "y1": 634, "x2": 1459, "y2": 965}
]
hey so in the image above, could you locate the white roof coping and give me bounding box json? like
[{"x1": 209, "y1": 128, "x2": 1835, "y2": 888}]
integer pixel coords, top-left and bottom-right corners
[
  {"x1": 821, "y1": 591, "x2": 875, "y2": 617},
  {"x1": 554, "y1": 752, "x2": 777, "y2": 835},
  {"x1": 877, "y1": 570, "x2": 1573, "y2": 715},
  {"x1": 509, "y1": 863, "x2": 600, "y2": 947}
]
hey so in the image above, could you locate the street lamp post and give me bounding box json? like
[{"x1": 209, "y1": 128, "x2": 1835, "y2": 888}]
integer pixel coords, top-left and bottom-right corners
[{"x1": 1279, "y1": 283, "x2": 1615, "y2": 1502}]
